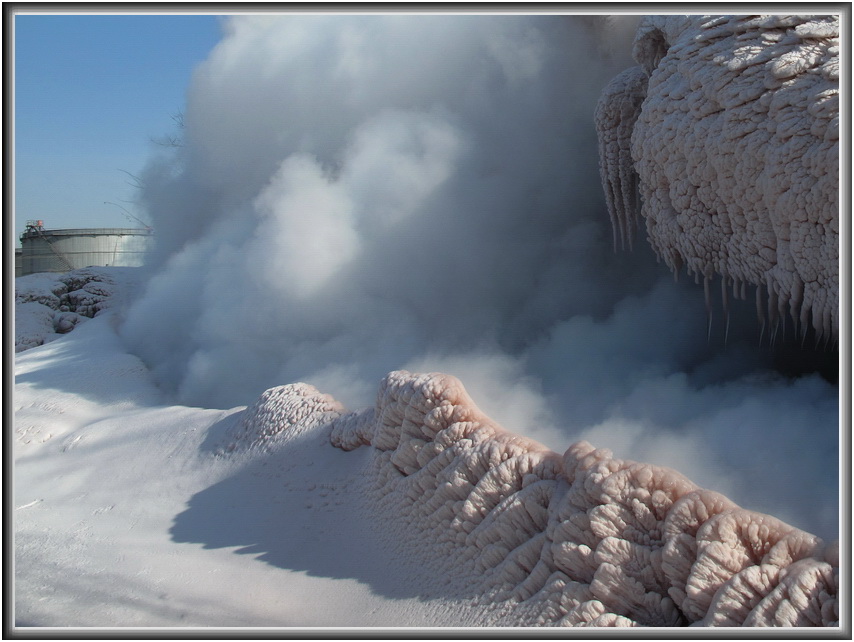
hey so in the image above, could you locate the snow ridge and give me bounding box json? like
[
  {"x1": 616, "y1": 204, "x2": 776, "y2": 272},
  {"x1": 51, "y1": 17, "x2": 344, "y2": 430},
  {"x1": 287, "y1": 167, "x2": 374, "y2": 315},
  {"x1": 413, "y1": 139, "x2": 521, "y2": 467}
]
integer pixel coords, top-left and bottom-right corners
[
  {"x1": 595, "y1": 15, "x2": 839, "y2": 341},
  {"x1": 323, "y1": 370, "x2": 838, "y2": 627}
]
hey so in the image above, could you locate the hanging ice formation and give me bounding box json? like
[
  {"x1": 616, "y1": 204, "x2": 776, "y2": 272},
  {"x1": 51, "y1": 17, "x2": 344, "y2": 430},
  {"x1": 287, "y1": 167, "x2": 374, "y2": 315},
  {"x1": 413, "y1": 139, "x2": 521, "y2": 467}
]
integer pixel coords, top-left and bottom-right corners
[{"x1": 594, "y1": 15, "x2": 839, "y2": 343}]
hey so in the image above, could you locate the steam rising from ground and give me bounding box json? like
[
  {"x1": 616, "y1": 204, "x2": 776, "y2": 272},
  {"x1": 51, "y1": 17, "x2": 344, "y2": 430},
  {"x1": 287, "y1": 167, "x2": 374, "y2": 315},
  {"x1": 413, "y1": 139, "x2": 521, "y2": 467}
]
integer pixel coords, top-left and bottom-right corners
[{"x1": 120, "y1": 15, "x2": 838, "y2": 539}]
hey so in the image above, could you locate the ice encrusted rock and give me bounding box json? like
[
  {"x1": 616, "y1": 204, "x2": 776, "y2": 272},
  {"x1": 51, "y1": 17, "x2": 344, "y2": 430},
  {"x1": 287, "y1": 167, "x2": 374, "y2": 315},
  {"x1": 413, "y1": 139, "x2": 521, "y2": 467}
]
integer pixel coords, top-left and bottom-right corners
[
  {"x1": 15, "y1": 267, "x2": 130, "y2": 352},
  {"x1": 595, "y1": 15, "x2": 839, "y2": 340},
  {"x1": 243, "y1": 370, "x2": 838, "y2": 627}
]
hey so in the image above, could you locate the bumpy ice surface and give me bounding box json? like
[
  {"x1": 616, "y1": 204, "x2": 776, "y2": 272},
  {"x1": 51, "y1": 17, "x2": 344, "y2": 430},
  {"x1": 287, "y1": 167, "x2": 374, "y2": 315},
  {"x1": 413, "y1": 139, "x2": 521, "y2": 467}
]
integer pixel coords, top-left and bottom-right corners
[
  {"x1": 236, "y1": 371, "x2": 839, "y2": 627},
  {"x1": 595, "y1": 15, "x2": 839, "y2": 340}
]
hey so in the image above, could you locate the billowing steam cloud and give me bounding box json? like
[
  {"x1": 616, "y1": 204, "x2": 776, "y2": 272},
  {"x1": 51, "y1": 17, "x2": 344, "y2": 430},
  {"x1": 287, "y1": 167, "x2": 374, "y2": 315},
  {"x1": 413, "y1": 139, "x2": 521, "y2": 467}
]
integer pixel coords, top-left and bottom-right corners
[{"x1": 120, "y1": 15, "x2": 838, "y2": 540}]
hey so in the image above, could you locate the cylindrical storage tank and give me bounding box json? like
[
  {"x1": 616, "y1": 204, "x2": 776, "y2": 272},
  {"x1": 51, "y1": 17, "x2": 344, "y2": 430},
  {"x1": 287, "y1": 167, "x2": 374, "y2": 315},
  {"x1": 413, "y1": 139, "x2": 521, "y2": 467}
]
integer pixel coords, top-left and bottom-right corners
[{"x1": 19, "y1": 227, "x2": 152, "y2": 276}]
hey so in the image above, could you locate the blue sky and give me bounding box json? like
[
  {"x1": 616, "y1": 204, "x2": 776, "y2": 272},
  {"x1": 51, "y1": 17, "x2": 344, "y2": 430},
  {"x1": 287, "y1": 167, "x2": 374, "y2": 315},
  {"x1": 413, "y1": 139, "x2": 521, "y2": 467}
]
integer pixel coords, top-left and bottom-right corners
[{"x1": 14, "y1": 14, "x2": 224, "y2": 243}]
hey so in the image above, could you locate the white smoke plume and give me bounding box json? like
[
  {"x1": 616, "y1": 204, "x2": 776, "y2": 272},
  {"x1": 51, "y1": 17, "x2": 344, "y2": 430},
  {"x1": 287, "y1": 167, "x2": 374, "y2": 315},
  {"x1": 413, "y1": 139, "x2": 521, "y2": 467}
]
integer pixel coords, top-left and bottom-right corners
[{"x1": 120, "y1": 14, "x2": 838, "y2": 540}]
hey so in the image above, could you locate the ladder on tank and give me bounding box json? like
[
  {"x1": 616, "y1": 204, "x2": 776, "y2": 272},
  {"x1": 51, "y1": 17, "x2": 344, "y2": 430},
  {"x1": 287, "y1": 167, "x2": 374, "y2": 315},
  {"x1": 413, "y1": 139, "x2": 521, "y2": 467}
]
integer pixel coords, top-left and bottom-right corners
[{"x1": 24, "y1": 220, "x2": 76, "y2": 272}]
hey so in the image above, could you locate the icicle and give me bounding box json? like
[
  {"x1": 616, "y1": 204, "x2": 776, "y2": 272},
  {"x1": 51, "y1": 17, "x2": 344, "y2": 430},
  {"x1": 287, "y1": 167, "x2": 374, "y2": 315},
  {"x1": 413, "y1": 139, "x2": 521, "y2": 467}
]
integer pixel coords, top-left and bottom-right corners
[
  {"x1": 721, "y1": 277, "x2": 730, "y2": 345},
  {"x1": 789, "y1": 275, "x2": 804, "y2": 327},
  {"x1": 671, "y1": 252, "x2": 683, "y2": 283},
  {"x1": 755, "y1": 283, "x2": 766, "y2": 339},
  {"x1": 799, "y1": 294, "x2": 811, "y2": 338},
  {"x1": 766, "y1": 278, "x2": 783, "y2": 348},
  {"x1": 594, "y1": 65, "x2": 647, "y2": 254},
  {"x1": 822, "y1": 307, "x2": 832, "y2": 348},
  {"x1": 704, "y1": 275, "x2": 712, "y2": 315},
  {"x1": 622, "y1": 169, "x2": 639, "y2": 251},
  {"x1": 831, "y1": 309, "x2": 838, "y2": 345},
  {"x1": 705, "y1": 275, "x2": 713, "y2": 343},
  {"x1": 767, "y1": 279, "x2": 779, "y2": 336}
]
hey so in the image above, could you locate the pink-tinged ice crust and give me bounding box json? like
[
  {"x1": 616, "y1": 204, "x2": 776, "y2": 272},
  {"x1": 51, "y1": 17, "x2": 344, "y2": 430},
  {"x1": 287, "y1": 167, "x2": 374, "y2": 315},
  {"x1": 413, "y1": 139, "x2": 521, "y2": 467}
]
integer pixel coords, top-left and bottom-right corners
[
  {"x1": 270, "y1": 370, "x2": 841, "y2": 628},
  {"x1": 595, "y1": 15, "x2": 839, "y2": 340}
]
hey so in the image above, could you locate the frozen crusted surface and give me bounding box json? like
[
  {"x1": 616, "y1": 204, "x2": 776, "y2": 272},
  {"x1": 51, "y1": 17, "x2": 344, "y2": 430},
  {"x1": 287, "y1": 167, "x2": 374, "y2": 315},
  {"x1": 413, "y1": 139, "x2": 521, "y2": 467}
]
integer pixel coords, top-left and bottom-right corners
[
  {"x1": 315, "y1": 370, "x2": 839, "y2": 627},
  {"x1": 225, "y1": 383, "x2": 346, "y2": 452},
  {"x1": 595, "y1": 15, "x2": 839, "y2": 340}
]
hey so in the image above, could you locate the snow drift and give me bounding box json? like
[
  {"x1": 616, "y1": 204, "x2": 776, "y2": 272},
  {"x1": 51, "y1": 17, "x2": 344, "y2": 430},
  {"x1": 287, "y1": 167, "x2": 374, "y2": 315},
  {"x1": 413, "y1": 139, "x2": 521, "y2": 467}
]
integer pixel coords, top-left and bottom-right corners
[{"x1": 595, "y1": 15, "x2": 839, "y2": 341}]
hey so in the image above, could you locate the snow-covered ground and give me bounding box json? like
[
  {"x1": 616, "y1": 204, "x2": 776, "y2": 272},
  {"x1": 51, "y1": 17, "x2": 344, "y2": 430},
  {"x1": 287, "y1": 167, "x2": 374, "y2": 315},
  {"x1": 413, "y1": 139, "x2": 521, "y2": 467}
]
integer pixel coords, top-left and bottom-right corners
[
  {"x1": 13, "y1": 267, "x2": 842, "y2": 630},
  {"x1": 14, "y1": 269, "x2": 491, "y2": 628}
]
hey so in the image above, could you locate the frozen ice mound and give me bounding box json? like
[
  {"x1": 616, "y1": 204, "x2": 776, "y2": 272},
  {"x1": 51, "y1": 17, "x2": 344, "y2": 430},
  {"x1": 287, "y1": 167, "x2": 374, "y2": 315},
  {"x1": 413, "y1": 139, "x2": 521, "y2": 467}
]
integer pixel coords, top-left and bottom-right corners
[{"x1": 240, "y1": 370, "x2": 838, "y2": 627}]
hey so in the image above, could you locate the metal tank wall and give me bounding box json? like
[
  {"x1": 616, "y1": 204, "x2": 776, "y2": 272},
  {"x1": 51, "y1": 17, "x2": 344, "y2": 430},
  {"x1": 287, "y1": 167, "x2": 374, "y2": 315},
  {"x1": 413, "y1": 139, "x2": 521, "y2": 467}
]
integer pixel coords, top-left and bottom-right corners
[{"x1": 19, "y1": 228, "x2": 152, "y2": 276}]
